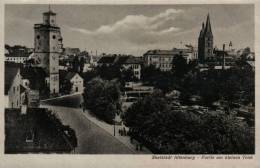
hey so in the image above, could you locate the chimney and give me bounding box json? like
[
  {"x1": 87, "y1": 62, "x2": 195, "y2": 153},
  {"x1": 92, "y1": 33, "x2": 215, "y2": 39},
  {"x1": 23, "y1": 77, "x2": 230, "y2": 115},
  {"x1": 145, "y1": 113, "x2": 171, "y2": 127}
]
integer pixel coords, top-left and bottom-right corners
[{"x1": 222, "y1": 44, "x2": 225, "y2": 70}]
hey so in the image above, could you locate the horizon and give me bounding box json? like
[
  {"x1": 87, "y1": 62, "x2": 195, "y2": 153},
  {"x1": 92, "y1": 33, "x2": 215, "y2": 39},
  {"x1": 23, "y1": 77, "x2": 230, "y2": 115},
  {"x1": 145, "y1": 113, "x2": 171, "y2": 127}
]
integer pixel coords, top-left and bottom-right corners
[{"x1": 5, "y1": 4, "x2": 254, "y2": 56}]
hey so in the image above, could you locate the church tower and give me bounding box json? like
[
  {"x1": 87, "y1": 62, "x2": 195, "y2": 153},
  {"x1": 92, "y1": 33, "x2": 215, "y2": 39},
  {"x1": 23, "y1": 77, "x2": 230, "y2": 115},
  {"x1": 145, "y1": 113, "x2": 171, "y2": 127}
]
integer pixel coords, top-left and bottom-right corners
[
  {"x1": 34, "y1": 6, "x2": 63, "y2": 95},
  {"x1": 198, "y1": 13, "x2": 214, "y2": 63}
]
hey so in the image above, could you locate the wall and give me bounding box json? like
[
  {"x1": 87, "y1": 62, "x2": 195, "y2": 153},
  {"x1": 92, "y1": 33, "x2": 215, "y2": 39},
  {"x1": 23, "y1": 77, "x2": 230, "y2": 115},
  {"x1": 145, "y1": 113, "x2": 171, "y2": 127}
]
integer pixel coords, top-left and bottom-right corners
[
  {"x1": 70, "y1": 74, "x2": 84, "y2": 93},
  {"x1": 8, "y1": 70, "x2": 21, "y2": 108}
]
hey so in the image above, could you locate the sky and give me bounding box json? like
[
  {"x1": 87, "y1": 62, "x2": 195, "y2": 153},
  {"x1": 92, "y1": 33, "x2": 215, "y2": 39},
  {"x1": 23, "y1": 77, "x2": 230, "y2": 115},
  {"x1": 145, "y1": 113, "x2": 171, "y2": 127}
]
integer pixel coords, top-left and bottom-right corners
[{"x1": 5, "y1": 4, "x2": 254, "y2": 56}]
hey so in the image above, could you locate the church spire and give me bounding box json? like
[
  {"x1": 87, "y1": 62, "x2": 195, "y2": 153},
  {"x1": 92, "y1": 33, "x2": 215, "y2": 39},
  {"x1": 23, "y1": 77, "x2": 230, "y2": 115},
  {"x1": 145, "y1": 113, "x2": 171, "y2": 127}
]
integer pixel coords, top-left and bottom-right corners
[{"x1": 205, "y1": 13, "x2": 212, "y2": 36}]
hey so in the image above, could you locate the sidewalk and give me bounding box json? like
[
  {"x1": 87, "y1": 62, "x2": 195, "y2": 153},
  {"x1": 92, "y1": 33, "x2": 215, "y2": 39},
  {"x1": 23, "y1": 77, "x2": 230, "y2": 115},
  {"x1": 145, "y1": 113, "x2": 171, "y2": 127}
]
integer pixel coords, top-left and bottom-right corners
[{"x1": 81, "y1": 109, "x2": 152, "y2": 154}]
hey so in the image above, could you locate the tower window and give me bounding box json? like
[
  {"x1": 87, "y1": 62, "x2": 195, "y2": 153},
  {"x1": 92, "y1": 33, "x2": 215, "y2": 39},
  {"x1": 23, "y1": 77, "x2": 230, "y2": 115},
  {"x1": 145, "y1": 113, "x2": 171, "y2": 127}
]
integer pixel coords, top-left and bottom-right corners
[{"x1": 53, "y1": 35, "x2": 56, "y2": 39}]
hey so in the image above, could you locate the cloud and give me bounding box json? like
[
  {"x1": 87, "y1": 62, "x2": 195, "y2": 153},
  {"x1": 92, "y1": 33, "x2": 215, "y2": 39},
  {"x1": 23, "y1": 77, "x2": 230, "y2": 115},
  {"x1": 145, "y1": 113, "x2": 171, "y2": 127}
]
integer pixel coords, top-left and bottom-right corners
[{"x1": 66, "y1": 8, "x2": 183, "y2": 46}]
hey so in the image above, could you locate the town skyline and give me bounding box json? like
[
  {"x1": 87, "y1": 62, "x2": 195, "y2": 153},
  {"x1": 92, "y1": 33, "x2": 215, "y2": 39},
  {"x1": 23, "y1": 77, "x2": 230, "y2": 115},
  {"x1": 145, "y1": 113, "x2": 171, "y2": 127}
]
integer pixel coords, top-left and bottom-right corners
[{"x1": 5, "y1": 4, "x2": 254, "y2": 56}]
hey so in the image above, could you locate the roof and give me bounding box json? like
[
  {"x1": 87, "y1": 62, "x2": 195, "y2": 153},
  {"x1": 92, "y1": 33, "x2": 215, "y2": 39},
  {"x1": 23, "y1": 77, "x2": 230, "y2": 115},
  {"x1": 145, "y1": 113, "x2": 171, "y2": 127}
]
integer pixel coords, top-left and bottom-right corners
[
  {"x1": 115, "y1": 56, "x2": 129, "y2": 64},
  {"x1": 122, "y1": 56, "x2": 143, "y2": 64},
  {"x1": 5, "y1": 45, "x2": 32, "y2": 58},
  {"x1": 144, "y1": 50, "x2": 178, "y2": 56},
  {"x1": 204, "y1": 13, "x2": 212, "y2": 36},
  {"x1": 5, "y1": 62, "x2": 21, "y2": 95},
  {"x1": 144, "y1": 49, "x2": 191, "y2": 56},
  {"x1": 20, "y1": 67, "x2": 47, "y2": 80},
  {"x1": 43, "y1": 10, "x2": 56, "y2": 15},
  {"x1": 62, "y1": 71, "x2": 82, "y2": 81},
  {"x1": 213, "y1": 50, "x2": 228, "y2": 56},
  {"x1": 97, "y1": 55, "x2": 117, "y2": 64},
  {"x1": 20, "y1": 66, "x2": 47, "y2": 90},
  {"x1": 65, "y1": 72, "x2": 77, "y2": 81}
]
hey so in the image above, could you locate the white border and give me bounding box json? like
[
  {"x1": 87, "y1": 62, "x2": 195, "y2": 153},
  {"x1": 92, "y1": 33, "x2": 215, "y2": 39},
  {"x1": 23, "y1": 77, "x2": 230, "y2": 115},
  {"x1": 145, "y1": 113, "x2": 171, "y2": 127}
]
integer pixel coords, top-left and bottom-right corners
[{"x1": 0, "y1": 0, "x2": 259, "y2": 168}]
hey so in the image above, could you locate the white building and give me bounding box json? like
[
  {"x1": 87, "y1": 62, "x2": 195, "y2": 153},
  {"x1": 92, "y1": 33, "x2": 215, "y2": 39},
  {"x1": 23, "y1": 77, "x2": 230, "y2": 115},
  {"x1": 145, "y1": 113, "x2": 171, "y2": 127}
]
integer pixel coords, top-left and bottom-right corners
[
  {"x1": 64, "y1": 72, "x2": 84, "y2": 93},
  {"x1": 143, "y1": 46, "x2": 197, "y2": 71},
  {"x1": 6, "y1": 65, "x2": 43, "y2": 108},
  {"x1": 5, "y1": 56, "x2": 29, "y2": 63},
  {"x1": 120, "y1": 56, "x2": 143, "y2": 80}
]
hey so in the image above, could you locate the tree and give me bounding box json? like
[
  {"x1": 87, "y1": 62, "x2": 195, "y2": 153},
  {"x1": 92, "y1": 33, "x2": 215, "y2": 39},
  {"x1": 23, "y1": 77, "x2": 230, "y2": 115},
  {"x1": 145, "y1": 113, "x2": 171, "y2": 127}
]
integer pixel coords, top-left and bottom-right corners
[
  {"x1": 79, "y1": 57, "x2": 85, "y2": 73},
  {"x1": 83, "y1": 77, "x2": 121, "y2": 124},
  {"x1": 172, "y1": 54, "x2": 189, "y2": 78},
  {"x1": 124, "y1": 90, "x2": 254, "y2": 154},
  {"x1": 72, "y1": 55, "x2": 80, "y2": 72},
  {"x1": 60, "y1": 79, "x2": 72, "y2": 95},
  {"x1": 121, "y1": 67, "x2": 137, "y2": 82}
]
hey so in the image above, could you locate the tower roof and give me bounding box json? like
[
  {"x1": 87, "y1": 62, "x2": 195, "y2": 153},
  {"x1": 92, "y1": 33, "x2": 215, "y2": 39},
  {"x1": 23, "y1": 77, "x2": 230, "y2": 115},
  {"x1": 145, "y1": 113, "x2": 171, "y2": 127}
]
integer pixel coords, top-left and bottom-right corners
[
  {"x1": 43, "y1": 5, "x2": 56, "y2": 15},
  {"x1": 199, "y1": 22, "x2": 205, "y2": 38},
  {"x1": 204, "y1": 13, "x2": 212, "y2": 36}
]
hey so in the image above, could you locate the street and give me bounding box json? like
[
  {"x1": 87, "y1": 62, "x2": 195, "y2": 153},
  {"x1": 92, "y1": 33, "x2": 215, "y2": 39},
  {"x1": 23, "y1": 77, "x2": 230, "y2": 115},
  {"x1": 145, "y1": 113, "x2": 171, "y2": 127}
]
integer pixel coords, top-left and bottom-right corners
[{"x1": 41, "y1": 105, "x2": 134, "y2": 154}]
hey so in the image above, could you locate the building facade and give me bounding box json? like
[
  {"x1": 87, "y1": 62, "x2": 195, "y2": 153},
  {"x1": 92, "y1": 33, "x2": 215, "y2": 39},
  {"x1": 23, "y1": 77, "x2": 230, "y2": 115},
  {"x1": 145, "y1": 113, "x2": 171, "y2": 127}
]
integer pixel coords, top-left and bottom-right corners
[
  {"x1": 5, "y1": 56, "x2": 29, "y2": 63},
  {"x1": 65, "y1": 72, "x2": 84, "y2": 94},
  {"x1": 8, "y1": 69, "x2": 23, "y2": 108},
  {"x1": 5, "y1": 45, "x2": 31, "y2": 63},
  {"x1": 143, "y1": 47, "x2": 195, "y2": 71},
  {"x1": 198, "y1": 14, "x2": 214, "y2": 64},
  {"x1": 34, "y1": 9, "x2": 63, "y2": 95},
  {"x1": 143, "y1": 50, "x2": 174, "y2": 71},
  {"x1": 121, "y1": 56, "x2": 143, "y2": 80}
]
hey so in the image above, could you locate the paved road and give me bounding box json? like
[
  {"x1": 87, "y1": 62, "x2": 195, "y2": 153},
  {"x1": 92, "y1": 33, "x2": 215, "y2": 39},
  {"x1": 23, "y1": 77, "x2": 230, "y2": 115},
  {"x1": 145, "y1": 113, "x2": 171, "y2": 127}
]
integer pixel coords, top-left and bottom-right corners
[{"x1": 41, "y1": 105, "x2": 134, "y2": 154}]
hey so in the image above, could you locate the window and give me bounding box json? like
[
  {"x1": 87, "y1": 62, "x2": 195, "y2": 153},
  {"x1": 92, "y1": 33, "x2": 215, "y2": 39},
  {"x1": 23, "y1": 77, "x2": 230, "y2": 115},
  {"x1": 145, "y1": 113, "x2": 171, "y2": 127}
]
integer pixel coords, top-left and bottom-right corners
[
  {"x1": 37, "y1": 35, "x2": 40, "y2": 39},
  {"x1": 13, "y1": 87, "x2": 15, "y2": 93},
  {"x1": 53, "y1": 35, "x2": 56, "y2": 39},
  {"x1": 17, "y1": 100, "x2": 19, "y2": 107},
  {"x1": 51, "y1": 19, "x2": 54, "y2": 23},
  {"x1": 76, "y1": 87, "x2": 78, "y2": 92}
]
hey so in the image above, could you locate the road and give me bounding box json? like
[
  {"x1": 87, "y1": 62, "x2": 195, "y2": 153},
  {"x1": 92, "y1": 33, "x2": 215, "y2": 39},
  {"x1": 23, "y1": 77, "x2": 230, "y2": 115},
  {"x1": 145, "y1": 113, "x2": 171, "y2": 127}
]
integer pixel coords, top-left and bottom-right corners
[{"x1": 41, "y1": 105, "x2": 134, "y2": 154}]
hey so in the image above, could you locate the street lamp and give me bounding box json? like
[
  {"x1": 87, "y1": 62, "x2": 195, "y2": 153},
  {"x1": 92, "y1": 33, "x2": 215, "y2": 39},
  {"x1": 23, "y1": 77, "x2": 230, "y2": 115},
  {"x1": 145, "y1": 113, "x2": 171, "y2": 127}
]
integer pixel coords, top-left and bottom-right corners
[{"x1": 114, "y1": 118, "x2": 116, "y2": 136}]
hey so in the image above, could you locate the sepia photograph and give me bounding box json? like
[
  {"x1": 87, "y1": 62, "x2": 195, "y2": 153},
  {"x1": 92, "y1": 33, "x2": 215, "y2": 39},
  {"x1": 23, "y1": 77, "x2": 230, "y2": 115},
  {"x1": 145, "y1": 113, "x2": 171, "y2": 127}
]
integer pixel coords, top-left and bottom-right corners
[{"x1": 4, "y1": 3, "x2": 255, "y2": 155}]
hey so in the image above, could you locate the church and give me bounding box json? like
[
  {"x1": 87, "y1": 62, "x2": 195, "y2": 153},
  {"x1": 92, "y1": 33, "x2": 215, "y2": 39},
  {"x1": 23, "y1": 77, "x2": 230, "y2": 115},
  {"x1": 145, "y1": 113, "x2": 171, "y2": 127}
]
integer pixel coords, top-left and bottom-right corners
[{"x1": 198, "y1": 14, "x2": 214, "y2": 64}]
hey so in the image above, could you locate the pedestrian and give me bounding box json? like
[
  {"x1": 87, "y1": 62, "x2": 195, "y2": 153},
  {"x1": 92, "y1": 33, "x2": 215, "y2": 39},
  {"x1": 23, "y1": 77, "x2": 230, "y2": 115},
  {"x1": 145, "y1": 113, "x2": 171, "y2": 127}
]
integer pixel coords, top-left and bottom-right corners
[
  {"x1": 122, "y1": 127, "x2": 126, "y2": 136},
  {"x1": 140, "y1": 144, "x2": 143, "y2": 151}
]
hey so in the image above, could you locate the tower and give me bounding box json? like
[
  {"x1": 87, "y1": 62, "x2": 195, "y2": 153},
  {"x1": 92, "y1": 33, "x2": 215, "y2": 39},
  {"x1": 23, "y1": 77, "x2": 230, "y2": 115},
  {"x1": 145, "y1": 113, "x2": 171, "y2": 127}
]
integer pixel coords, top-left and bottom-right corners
[
  {"x1": 34, "y1": 6, "x2": 63, "y2": 95},
  {"x1": 198, "y1": 13, "x2": 214, "y2": 63}
]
